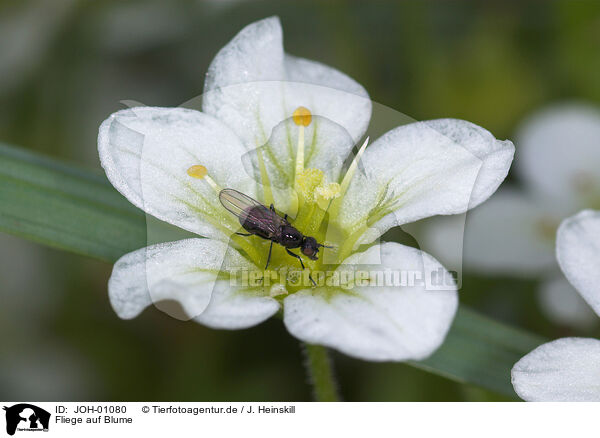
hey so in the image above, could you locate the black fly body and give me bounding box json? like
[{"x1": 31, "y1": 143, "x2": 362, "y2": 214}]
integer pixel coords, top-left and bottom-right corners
[{"x1": 219, "y1": 188, "x2": 331, "y2": 286}]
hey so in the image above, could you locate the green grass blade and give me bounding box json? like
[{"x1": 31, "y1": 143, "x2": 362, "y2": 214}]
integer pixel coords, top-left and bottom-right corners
[
  {"x1": 0, "y1": 142, "x2": 147, "y2": 261},
  {"x1": 413, "y1": 306, "x2": 546, "y2": 398},
  {"x1": 0, "y1": 142, "x2": 546, "y2": 397}
]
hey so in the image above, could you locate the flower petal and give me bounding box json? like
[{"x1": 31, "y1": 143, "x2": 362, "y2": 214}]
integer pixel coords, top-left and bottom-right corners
[
  {"x1": 556, "y1": 209, "x2": 600, "y2": 317},
  {"x1": 98, "y1": 106, "x2": 255, "y2": 240},
  {"x1": 336, "y1": 119, "x2": 514, "y2": 247},
  {"x1": 512, "y1": 337, "x2": 600, "y2": 401},
  {"x1": 538, "y1": 276, "x2": 598, "y2": 330},
  {"x1": 109, "y1": 238, "x2": 279, "y2": 328},
  {"x1": 284, "y1": 54, "x2": 371, "y2": 142},
  {"x1": 202, "y1": 16, "x2": 371, "y2": 150},
  {"x1": 516, "y1": 104, "x2": 600, "y2": 208},
  {"x1": 283, "y1": 242, "x2": 458, "y2": 361},
  {"x1": 193, "y1": 281, "x2": 281, "y2": 330}
]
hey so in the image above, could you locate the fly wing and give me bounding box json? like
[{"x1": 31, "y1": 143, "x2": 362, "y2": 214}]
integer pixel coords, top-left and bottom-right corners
[
  {"x1": 219, "y1": 188, "x2": 262, "y2": 218},
  {"x1": 219, "y1": 188, "x2": 286, "y2": 237}
]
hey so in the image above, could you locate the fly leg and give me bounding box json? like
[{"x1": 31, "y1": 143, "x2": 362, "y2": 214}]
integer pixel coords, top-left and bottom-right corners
[
  {"x1": 235, "y1": 232, "x2": 252, "y2": 236},
  {"x1": 286, "y1": 249, "x2": 305, "y2": 269},
  {"x1": 285, "y1": 249, "x2": 316, "y2": 287},
  {"x1": 265, "y1": 240, "x2": 274, "y2": 270}
]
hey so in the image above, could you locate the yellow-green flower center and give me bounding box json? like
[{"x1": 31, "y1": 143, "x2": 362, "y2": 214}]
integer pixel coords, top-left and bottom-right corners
[{"x1": 186, "y1": 106, "x2": 370, "y2": 294}]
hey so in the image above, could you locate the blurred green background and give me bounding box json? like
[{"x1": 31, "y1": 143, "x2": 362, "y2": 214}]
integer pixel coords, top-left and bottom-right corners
[{"x1": 1, "y1": 0, "x2": 599, "y2": 401}]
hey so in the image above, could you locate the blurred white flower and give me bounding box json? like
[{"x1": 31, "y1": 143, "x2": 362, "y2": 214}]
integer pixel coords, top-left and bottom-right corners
[
  {"x1": 512, "y1": 210, "x2": 600, "y2": 401},
  {"x1": 423, "y1": 104, "x2": 600, "y2": 329},
  {"x1": 98, "y1": 17, "x2": 514, "y2": 361}
]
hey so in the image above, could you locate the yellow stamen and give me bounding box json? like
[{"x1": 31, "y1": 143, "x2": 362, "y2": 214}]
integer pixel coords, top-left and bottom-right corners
[
  {"x1": 326, "y1": 137, "x2": 369, "y2": 220},
  {"x1": 292, "y1": 107, "x2": 312, "y2": 191},
  {"x1": 292, "y1": 106, "x2": 312, "y2": 127},
  {"x1": 187, "y1": 164, "x2": 220, "y2": 192},
  {"x1": 339, "y1": 136, "x2": 369, "y2": 197},
  {"x1": 295, "y1": 124, "x2": 305, "y2": 182},
  {"x1": 315, "y1": 182, "x2": 341, "y2": 210}
]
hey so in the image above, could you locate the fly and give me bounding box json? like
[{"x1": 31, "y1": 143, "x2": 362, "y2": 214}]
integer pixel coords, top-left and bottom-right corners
[{"x1": 219, "y1": 188, "x2": 330, "y2": 286}]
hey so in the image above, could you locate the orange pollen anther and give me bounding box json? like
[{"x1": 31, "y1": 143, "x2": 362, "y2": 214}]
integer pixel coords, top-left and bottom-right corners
[
  {"x1": 292, "y1": 106, "x2": 312, "y2": 127},
  {"x1": 187, "y1": 165, "x2": 208, "y2": 179}
]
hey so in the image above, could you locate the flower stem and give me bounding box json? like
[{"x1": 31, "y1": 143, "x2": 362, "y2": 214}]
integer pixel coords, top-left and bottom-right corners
[{"x1": 302, "y1": 343, "x2": 340, "y2": 402}]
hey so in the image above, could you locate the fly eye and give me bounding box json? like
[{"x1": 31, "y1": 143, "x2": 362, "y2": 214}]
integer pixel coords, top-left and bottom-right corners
[{"x1": 302, "y1": 246, "x2": 318, "y2": 257}]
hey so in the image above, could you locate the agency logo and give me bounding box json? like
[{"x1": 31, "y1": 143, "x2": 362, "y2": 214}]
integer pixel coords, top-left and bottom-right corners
[{"x1": 2, "y1": 404, "x2": 50, "y2": 436}]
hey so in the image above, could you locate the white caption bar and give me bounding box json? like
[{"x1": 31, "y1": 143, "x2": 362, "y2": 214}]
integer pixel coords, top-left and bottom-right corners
[{"x1": 0, "y1": 402, "x2": 596, "y2": 437}]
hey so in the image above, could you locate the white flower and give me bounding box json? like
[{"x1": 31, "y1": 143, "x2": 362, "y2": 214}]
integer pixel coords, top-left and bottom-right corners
[
  {"x1": 423, "y1": 104, "x2": 600, "y2": 329},
  {"x1": 97, "y1": 17, "x2": 514, "y2": 361},
  {"x1": 512, "y1": 210, "x2": 600, "y2": 401}
]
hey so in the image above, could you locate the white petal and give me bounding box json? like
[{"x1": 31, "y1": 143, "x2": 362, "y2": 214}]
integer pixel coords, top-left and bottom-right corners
[
  {"x1": 337, "y1": 119, "x2": 514, "y2": 246},
  {"x1": 194, "y1": 282, "x2": 281, "y2": 330},
  {"x1": 98, "y1": 106, "x2": 255, "y2": 240},
  {"x1": 512, "y1": 337, "x2": 600, "y2": 401},
  {"x1": 537, "y1": 276, "x2": 598, "y2": 330},
  {"x1": 462, "y1": 188, "x2": 558, "y2": 275},
  {"x1": 284, "y1": 54, "x2": 371, "y2": 142},
  {"x1": 109, "y1": 238, "x2": 279, "y2": 327},
  {"x1": 283, "y1": 243, "x2": 458, "y2": 361},
  {"x1": 556, "y1": 209, "x2": 600, "y2": 317},
  {"x1": 202, "y1": 17, "x2": 371, "y2": 150},
  {"x1": 516, "y1": 104, "x2": 600, "y2": 208}
]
